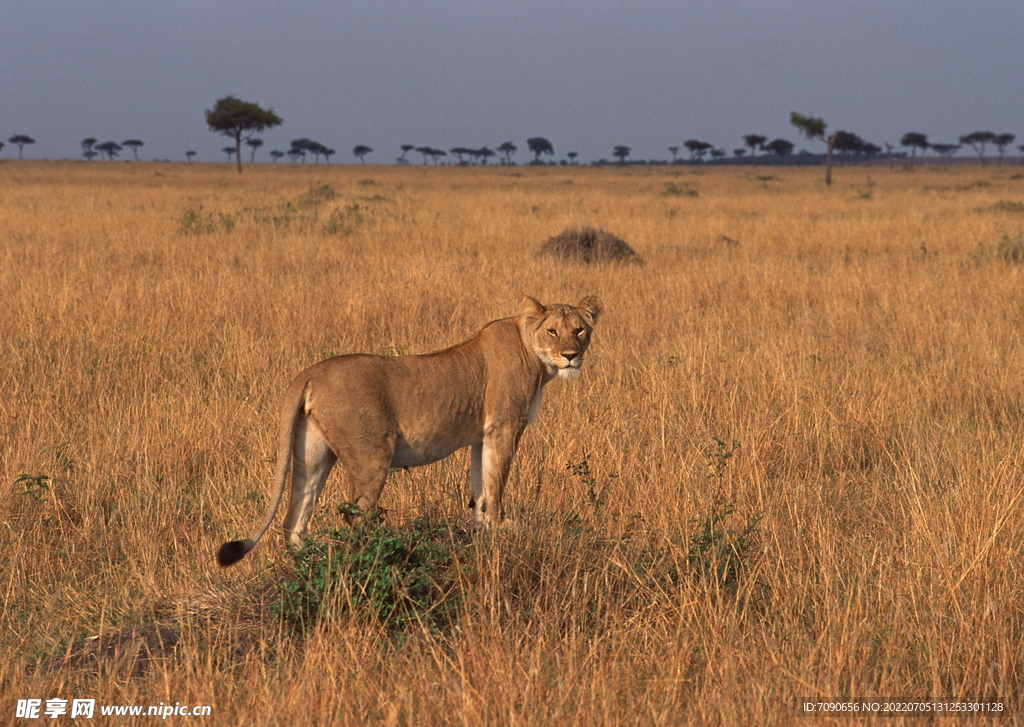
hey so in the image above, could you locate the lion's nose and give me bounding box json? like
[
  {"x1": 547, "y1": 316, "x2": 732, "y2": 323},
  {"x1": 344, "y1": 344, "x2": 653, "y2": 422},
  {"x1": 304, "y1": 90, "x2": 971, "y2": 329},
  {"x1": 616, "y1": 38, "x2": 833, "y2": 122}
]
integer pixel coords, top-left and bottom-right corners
[{"x1": 562, "y1": 352, "x2": 578, "y2": 361}]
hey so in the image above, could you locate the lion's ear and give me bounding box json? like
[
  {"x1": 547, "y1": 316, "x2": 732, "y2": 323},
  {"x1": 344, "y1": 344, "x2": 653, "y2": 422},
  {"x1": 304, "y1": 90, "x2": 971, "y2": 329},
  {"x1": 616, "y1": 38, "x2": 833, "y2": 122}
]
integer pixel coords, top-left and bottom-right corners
[
  {"x1": 576, "y1": 296, "x2": 602, "y2": 326},
  {"x1": 522, "y1": 296, "x2": 547, "y2": 318}
]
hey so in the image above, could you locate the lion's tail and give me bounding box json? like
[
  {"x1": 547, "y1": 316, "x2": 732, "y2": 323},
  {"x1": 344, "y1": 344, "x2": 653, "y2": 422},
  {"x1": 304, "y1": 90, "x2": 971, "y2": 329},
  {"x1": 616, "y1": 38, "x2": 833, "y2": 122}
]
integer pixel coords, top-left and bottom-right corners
[{"x1": 216, "y1": 380, "x2": 307, "y2": 567}]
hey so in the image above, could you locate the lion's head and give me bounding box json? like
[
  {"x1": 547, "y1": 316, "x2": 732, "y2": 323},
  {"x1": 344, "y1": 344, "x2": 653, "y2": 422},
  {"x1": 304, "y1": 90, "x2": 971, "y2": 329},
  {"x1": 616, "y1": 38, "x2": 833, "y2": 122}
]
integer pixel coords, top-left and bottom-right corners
[{"x1": 521, "y1": 296, "x2": 602, "y2": 378}]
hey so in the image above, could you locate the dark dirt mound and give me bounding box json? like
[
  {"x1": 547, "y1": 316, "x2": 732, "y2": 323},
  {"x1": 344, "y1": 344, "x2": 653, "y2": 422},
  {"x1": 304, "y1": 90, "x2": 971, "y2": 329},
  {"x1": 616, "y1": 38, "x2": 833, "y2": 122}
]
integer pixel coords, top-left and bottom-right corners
[
  {"x1": 537, "y1": 227, "x2": 643, "y2": 265},
  {"x1": 44, "y1": 587, "x2": 273, "y2": 678},
  {"x1": 60, "y1": 621, "x2": 181, "y2": 678}
]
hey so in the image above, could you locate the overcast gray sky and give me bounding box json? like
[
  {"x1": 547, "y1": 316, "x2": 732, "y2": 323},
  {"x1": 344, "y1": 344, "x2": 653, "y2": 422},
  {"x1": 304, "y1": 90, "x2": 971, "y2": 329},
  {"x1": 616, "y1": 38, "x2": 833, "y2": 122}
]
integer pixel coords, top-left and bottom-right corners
[{"x1": 2, "y1": 0, "x2": 1021, "y2": 163}]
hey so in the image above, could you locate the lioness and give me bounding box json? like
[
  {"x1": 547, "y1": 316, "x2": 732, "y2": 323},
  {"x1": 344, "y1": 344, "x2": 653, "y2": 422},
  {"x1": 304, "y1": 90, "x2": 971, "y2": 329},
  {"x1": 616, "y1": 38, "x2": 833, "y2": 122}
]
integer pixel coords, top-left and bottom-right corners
[{"x1": 217, "y1": 296, "x2": 601, "y2": 566}]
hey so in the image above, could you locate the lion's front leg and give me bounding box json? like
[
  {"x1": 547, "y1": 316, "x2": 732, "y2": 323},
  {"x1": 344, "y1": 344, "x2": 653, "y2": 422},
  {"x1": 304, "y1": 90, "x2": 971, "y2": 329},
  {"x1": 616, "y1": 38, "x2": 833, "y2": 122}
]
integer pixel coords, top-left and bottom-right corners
[{"x1": 472, "y1": 427, "x2": 521, "y2": 525}]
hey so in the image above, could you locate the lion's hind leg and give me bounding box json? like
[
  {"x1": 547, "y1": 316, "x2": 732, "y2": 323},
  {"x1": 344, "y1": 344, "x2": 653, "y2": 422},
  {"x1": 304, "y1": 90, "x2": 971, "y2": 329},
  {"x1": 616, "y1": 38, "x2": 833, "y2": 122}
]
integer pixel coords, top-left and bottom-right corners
[
  {"x1": 468, "y1": 442, "x2": 483, "y2": 513},
  {"x1": 280, "y1": 416, "x2": 338, "y2": 546}
]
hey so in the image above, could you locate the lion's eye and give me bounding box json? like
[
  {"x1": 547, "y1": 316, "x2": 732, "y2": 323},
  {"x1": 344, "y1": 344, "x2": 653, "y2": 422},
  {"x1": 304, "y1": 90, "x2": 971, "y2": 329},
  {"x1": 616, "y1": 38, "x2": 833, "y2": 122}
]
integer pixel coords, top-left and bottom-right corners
[
  {"x1": 547, "y1": 328, "x2": 558, "y2": 337},
  {"x1": 573, "y1": 328, "x2": 584, "y2": 337}
]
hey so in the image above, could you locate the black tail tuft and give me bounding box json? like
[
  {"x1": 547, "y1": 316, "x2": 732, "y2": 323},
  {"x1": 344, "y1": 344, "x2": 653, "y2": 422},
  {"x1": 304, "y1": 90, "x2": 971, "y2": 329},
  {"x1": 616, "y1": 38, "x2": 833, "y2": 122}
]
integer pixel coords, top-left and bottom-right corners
[{"x1": 216, "y1": 539, "x2": 254, "y2": 567}]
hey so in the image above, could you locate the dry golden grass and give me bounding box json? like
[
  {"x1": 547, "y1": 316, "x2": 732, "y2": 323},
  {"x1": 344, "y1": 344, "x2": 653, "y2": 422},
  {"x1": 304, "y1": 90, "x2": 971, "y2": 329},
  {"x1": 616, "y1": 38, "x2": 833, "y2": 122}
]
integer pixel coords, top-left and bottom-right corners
[{"x1": 2, "y1": 158, "x2": 1024, "y2": 725}]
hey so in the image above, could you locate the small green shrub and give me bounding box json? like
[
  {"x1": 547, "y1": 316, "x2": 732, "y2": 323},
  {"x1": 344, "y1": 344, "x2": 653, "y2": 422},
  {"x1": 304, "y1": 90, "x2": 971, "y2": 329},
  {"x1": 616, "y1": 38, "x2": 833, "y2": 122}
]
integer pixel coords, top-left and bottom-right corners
[
  {"x1": 566, "y1": 456, "x2": 610, "y2": 512},
  {"x1": 273, "y1": 507, "x2": 467, "y2": 635},
  {"x1": 707, "y1": 436, "x2": 740, "y2": 481},
  {"x1": 662, "y1": 182, "x2": 698, "y2": 198},
  {"x1": 41, "y1": 442, "x2": 76, "y2": 473},
  {"x1": 684, "y1": 437, "x2": 761, "y2": 590},
  {"x1": 686, "y1": 497, "x2": 762, "y2": 591},
  {"x1": 296, "y1": 184, "x2": 337, "y2": 207},
  {"x1": 15, "y1": 472, "x2": 58, "y2": 528},
  {"x1": 323, "y1": 204, "x2": 365, "y2": 236},
  {"x1": 178, "y1": 207, "x2": 214, "y2": 235},
  {"x1": 979, "y1": 200, "x2": 1024, "y2": 214},
  {"x1": 178, "y1": 207, "x2": 236, "y2": 235},
  {"x1": 16, "y1": 473, "x2": 50, "y2": 502}
]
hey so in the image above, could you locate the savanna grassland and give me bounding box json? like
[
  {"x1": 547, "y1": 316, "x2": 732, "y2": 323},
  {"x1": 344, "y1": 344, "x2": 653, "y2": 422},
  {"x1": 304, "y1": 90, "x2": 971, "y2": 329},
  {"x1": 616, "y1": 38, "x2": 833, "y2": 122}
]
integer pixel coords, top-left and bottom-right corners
[{"x1": 2, "y1": 158, "x2": 1024, "y2": 725}]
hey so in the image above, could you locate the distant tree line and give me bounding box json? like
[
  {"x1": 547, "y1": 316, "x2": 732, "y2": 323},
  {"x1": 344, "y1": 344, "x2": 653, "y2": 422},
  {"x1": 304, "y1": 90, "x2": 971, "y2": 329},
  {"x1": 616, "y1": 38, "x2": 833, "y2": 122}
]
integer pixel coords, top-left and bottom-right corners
[
  {"x1": 77, "y1": 138, "x2": 145, "y2": 161},
  {"x1": 897, "y1": 131, "x2": 1017, "y2": 165},
  {"x1": 2, "y1": 98, "x2": 1019, "y2": 172}
]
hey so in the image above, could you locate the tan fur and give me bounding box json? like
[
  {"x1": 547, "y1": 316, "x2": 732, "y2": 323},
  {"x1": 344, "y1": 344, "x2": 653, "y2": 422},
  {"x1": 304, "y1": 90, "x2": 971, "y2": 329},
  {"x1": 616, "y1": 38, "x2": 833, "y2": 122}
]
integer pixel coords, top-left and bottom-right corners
[{"x1": 216, "y1": 296, "x2": 601, "y2": 566}]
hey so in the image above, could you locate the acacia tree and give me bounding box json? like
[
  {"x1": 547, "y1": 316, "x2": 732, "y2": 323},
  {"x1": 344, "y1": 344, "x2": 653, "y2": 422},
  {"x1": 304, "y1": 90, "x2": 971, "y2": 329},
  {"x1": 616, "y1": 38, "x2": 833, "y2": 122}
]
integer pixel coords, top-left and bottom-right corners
[
  {"x1": 122, "y1": 139, "x2": 144, "y2": 160},
  {"x1": 683, "y1": 139, "x2": 712, "y2": 161},
  {"x1": 305, "y1": 141, "x2": 329, "y2": 163},
  {"x1": 96, "y1": 141, "x2": 121, "y2": 160},
  {"x1": 353, "y1": 145, "x2": 373, "y2": 163},
  {"x1": 449, "y1": 146, "x2": 472, "y2": 164},
  {"x1": 567, "y1": 151, "x2": 578, "y2": 164},
  {"x1": 289, "y1": 138, "x2": 329, "y2": 164},
  {"x1": 398, "y1": 144, "x2": 415, "y2": 164},
  {"x1": 790, "y1": 112, "x2": 837, "y2": 184},
  {"x1": 223, "y1": 146, "x2": 236, "y2": 162},
  {"x1": 527, "y1": 137, "x2": 554, "y2": 163},
  {"x1": 931, "y1": 143, "x2": 959, "y2": 160},
  {"x1": 205, "y1": 96, "x2": 282, "y2": 173},
  {"x1": 497, "y1": 141, "x2": 517, "y2": 165},
  {"x1": 414, "y1": 146, "x2": 434, "y2": 164},
  {"x1": 81, "y1": 138, "x2": 97, "y2": 159},
  {"x1": 900, "y1": 132, "x2": 929, "y2": 166},
  {"x1": 269, "y1": 150, "x2": 284, "y2": 162},
  {"x1": 743, "y1": 134, "x2": 767, "y2": 163},
  {"x1": 246, "y1": 138, "x2": 263, "y2": 163},
  {"x1": 290, "y1": 138, "x2": 313, "y2": 162},
  {"x1": 185, "y1": 150, "x2": 196, "y2": 162},
  {"x1": 863, "y1": 142, "x2": 883, "y2": 158},
  {"x1": 668, "y1": 146, "x2": 680, "y2": 162},
  {"x1": 474, "y1": 147, "x2": 495, "y2": 165},
  {"x1": 994, "y1": 134, "x2": 1016, "y2": 165},
  {"x1": 415, "y1": 146, "x2": 449, "y2": 164},
  {"x1": 959, "y1": 131, "x2": 996, "y2": 163},
  {"x1": 613, "y1": 145, "x2": 631, "y2": 164},
  {"x1": 832, "y1": 131, "x2": 869, "y2": 162},
  {"x1": 309, "y1": 141, "x2": 329, "y2": 163},
  {"x1": 764, "y1": 138, "x2": 794, "y2": 157},
  {"x1": 8, "y1": 135, "x2": 35, "y2": 159}
]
